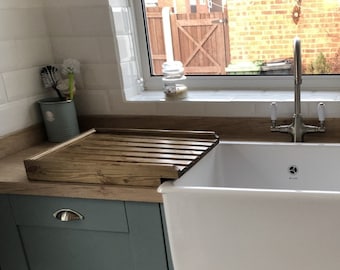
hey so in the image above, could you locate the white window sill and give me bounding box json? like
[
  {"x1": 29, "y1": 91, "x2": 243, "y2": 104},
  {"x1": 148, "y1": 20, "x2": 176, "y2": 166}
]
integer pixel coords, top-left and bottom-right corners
[
  {"x1": 125, "y1": 90, "x2": 340, "y2": 118},
  {"x1": 127, "y1": 90, "x2": 340, "y2": 102}
]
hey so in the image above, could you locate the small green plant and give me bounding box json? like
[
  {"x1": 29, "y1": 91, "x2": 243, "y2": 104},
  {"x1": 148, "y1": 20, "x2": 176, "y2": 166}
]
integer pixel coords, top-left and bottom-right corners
[
  {"x1": 329, "y1": 48, "x2": 340, "y2": 73},
  {"x1": 306, "y1": 52, "x2": 331, "y2": 74},
  {"x1": 61, "y1": 58, "x2": 80, "y2": 100}
]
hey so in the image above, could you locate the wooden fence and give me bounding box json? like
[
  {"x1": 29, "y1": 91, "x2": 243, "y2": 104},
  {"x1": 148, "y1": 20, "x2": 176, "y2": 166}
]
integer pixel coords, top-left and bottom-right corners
[{"x1": 146, "y1": 7, "x2": 230, "y2": 75}]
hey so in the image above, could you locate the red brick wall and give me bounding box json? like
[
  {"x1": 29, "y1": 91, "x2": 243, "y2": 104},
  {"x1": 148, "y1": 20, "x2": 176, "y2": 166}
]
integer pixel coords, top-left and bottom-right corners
[{"x1": 226, "y1": 0, "x2": 340, "y2": 72}]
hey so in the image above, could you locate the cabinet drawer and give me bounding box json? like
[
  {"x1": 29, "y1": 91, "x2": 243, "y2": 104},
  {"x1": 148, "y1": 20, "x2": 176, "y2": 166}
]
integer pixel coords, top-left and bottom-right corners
[{"x1": 9, "y1": 195, "x2": 128, "y2": 232}]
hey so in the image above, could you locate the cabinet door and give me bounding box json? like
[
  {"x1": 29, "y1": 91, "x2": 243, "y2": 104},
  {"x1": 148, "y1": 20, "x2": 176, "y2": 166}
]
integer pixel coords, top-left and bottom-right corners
[
  {"x1": 0, "y1": 195, "x2": 28, "y2": 270},
  {"x1": 10, "y1": 195, "x2": 132, "y2": 270},
  {"x1": 19, "y1": 226, "x2": 133, "y2": 270},
  {"x1": 126, "y1": 202, "x2": 169, "y2": 270},
  {"x1": 9, "y1": 196, "x2": 172, "y2": 270},
  {"x1": 160, "y1": 204, "x2": 174, "y2": 270}
]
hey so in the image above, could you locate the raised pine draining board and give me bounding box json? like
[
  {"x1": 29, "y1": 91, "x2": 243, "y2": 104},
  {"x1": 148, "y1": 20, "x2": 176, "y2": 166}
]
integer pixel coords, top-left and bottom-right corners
[{"x1": 24, "y1": 128, "x2": 219, "y2": 187}]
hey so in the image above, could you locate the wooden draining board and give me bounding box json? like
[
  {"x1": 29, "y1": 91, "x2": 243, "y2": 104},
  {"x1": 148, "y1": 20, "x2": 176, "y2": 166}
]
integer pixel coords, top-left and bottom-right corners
[{"x1": 24, "y1": 128, "x2": 219, "y2": 187}]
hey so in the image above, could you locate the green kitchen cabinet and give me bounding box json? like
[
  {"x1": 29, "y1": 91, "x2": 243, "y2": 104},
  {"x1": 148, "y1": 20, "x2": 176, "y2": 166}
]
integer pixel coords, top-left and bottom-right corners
[
  {"x1": 7, "y1": 195, "x2": 173, "y2": 270},
  {"x1": 161, "y1": 205, "x2": 174, "y2": 270},
  {"x1": 0, "y1": 195, "x2": 28, "y2": 270}
]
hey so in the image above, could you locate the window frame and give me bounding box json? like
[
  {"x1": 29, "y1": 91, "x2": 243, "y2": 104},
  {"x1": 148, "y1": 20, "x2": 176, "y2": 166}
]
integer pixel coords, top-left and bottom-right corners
[{"x1": 132, "y1": 0, "x2": 340, "y2": 93}]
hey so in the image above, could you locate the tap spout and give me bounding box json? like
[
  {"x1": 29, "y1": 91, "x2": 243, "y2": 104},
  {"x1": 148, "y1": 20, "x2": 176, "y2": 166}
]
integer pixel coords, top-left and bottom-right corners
[
  {"x1": 270, "y1": 36, "x2": 326, "y2": 142},
  {"x1": 293, "y1": 36, "x2": 302, "y2": 115}
]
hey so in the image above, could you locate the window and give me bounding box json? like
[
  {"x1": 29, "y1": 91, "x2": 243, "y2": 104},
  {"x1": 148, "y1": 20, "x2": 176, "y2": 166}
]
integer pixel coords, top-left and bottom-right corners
[{"x1": 132, "y1": 0, "x2": 340, "y2": 91}]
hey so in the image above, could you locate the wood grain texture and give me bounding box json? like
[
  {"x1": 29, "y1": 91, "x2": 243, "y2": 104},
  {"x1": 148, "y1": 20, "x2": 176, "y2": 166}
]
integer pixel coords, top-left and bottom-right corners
[
  {"x1": 0, "y1": 144, "x2": 162, "y2": 202},
  {"x1": 0, "y1": 125, "x2": 45, "y2": 159},
  {"x1": 3, "y1": 115, "x2": 340, "y2": 203},
  {"x1": 24, "y1": 128, "x2": 219, "y2": 187},
  {"x1": 78, "y1": 115, "x2": 340, "y2": 143},
  {"x1": 0, "y1": 182, "x2": 163, "y2": 203}
]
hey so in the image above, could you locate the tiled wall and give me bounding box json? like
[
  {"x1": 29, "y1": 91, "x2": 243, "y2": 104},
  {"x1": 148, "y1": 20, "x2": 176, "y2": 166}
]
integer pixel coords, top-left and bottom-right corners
[
  {"x1": 108, "y1": 0, "x2": 159, "y2": 115},
  {"x1": 0, "y1": 0, "x2": 158, "y2": 137},
  {"x1": 1, "y1": 0, "x2": 340, "y2": 137},
  {"x1": 0, "y1": 0, "x2": 54, "y2": 137},
  {"x1": 45, "y1": 0, "x2": 155, "y2": 116},
  {"x1": 44, "y1": 0, "x2": 122, "y2": 115}
]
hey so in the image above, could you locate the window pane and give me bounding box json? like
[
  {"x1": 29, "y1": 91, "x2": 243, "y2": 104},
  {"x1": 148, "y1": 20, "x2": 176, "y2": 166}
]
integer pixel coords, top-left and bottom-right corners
[{"x1": 142, "y1": 0, "x2": 340, "y2": 76}]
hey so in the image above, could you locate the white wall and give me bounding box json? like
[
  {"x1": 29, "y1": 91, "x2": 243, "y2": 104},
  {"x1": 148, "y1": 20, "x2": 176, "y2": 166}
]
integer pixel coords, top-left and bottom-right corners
[
  {"x1": 0, "y1": 0, "x2": 153, "y2": 137},
  {"x1": 45, "y1": 0, "x2": 155, "y2": 116},
  {"x1": 0, "y1": 0, "x2": 54, "y2": 137},
  {"x1": 45, "y1": 0, "x2": 125, "y2": 116},
  {"x1": 45, "y1": 0, "x2": 340, "y2": 120},
  {"x1": 1, "y1": 0, "x2": 339, "y2": 137}
]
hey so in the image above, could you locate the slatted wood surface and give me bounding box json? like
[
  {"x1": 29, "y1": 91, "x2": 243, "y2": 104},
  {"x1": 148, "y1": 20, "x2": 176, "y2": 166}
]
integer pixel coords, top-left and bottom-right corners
[{"x1": 24, "y1": 128, "x2": 219, "y2": 187}]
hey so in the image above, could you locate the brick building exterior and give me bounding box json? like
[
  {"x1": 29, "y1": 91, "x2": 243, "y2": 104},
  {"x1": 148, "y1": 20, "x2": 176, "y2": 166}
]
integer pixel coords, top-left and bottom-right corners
[
  {"x1": 227, "y1": 0, "x2": 340, "y2": 72},
  {"x1": 150, "y1": 0, "x2": 340, "y2": 73}
]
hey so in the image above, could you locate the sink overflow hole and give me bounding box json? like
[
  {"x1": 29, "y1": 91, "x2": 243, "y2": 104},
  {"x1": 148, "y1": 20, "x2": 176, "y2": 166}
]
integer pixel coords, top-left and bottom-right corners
[{"x1": 288, "y1": 165, "x2": 298, "y2": 175}]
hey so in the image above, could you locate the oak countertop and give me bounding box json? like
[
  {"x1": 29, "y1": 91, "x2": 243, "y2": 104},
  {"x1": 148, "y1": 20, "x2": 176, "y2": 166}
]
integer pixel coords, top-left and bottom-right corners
[
  {"x1": 0, "y1": 143, "x2": 163, "y2": 203},
  {"x1": 3, "y1": 115, "x2": 340, "y2": 203}
]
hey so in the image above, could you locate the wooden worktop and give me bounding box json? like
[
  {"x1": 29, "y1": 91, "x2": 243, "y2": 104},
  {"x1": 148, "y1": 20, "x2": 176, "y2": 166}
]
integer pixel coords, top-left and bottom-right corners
[
  {"x1": 24, "y1": 128, "x2": 218, "y2": 186},
  {"x1": 0, "y1": 141, "x2": 164, "y2": 203},
  {"x1": 2, "y1": 115, "x2": 340, "y2": 203}
]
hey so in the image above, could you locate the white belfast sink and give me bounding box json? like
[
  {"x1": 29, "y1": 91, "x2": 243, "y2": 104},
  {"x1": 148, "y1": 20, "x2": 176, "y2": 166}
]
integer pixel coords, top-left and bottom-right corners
[{"x1": 158, "y1": 141, "x2": 340, "y2": 270}]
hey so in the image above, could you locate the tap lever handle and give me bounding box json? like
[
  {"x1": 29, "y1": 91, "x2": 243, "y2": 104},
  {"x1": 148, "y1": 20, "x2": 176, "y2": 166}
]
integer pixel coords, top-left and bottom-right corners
[
  {"x1": 270, "y1": 102, "x2": 278, "y2": 121},
  {"x1": 317, "y1": 102, "x2": 325, "y2": 122}
]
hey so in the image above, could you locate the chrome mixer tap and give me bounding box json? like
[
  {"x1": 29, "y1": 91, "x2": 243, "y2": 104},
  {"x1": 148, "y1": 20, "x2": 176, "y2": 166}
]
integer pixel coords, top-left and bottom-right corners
[{"x1": 270, "y1": 36, "x2": 326, "y2": 142}]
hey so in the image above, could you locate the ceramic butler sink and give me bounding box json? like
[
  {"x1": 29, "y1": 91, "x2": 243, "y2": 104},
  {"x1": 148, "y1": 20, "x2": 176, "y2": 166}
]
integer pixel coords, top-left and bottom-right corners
[{"x1": 159, "y1": 141, "x2": 340, "y2": 270}]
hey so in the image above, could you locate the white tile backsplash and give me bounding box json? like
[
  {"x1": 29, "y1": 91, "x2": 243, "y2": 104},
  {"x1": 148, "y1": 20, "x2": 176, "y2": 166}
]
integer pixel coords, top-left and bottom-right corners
[
  {"x1": 69, "y1": 6, "x2": 113, "y2": 37},
  {"x1": 207, "y1": 101, "x2": 257, "y2": 117},
  {"x1": 0, "y1": 36, "x2": 53, "y2": 72},
  {"x1": 120, "y1": 61, "x2": 138, "y2": 89},
  {"x1": 111, "y1": 100, "x2": 158, "y2": 115},
  {"x1": 53, "y1": 0, "x2": 109, "y2": 7},
  {"x1": 254, "y1": 101, "x2": 295, "y2": 118},
  {"x1": 116, "y1": 35, "x2": 134, "y2": 62},
  {"x1": 97, "y1": 37, "x2": 117, "y2": 63},
  {"x1": 0, "y1": 76, "x2": 7, "y2": 105},
  {"x1": 3, "y1": 67, "x2": 45, "y2": 102},
  {"x1": 156, "y1": 101, "x2": 206, "y2": 116},
  {"x1": 81, "y1": 63, "x2": 121, "y2": 90},
  {"x1": 123, "y1": 87, "x2": 141, "y2": 100},
  {"x1": 0, "y1": 41, "x2": 18, "y2": 72},
  {"x1": 111, "y1": 7, "x2": 131, "y2": 35},
  {"x1": 0, "y1": 0, "x2": 44, "y2": 9},
  {"x1": 75, "y1": 90, "x2": 112, "y2": 115},
  {"x1": 0, "y1": 95, "x2": 45, "y2": 137},
  {"x1": 2, "y1": 0, "x2": 340, "y2": 137},
  {"x1": 44, "y1": 7, "x2": 74, "y2": 37},
  {"x1": 16, "y1": 38, "x2": 54, "y2": 68},
  {"x1": 19, "y1": 8, "x2": 49, "y2": 38},
  {"x1": 0, "y1": 1, "x2": 55, "y2": 136},
  {"x1": 308, "y1": 101, "x2": 340, "y2": 118},
  {"x1": 108, "y1": 0, "x2": 129, "y2": 8},
  {"x1": 0, "y1": 10, "x2": 20, "y2": 40},
  {"x1": 51, "y1": 37, "x2": 102, "y2": 64},
  {"x1": 0, "y1": 8, "x2": 48, "y2": 40}
]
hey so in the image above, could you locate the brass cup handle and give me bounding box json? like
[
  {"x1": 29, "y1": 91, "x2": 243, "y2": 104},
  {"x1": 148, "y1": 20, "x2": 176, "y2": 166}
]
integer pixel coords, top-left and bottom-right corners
[{"x1": 53, "y1": 208, "x2": 84, "y2": 222}]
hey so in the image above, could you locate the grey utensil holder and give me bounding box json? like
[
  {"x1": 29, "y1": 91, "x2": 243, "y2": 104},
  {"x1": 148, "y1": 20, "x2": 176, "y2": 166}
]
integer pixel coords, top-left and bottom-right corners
[{"x1": 38, "y1": 97, "x2": 80, "y2": 142}]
